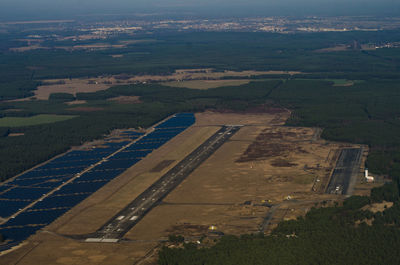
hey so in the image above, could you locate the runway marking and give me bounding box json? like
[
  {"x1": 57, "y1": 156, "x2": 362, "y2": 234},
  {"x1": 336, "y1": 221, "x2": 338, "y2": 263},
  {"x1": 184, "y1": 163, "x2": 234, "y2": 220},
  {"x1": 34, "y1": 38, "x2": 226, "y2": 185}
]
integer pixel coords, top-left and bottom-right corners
[
  {"x1": 84, "y1": 125, "x2": 242, "y2": 241},
  {"x1": 326, "y1": 148, "x2": 362, "y2": 195}
]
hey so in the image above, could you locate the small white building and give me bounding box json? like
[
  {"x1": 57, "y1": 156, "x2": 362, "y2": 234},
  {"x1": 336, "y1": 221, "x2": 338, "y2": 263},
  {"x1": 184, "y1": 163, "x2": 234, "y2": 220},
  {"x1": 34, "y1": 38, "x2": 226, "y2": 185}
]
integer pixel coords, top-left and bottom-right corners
[{"x1": 365, "y1": 168, "x2": 374, "y2": 182}]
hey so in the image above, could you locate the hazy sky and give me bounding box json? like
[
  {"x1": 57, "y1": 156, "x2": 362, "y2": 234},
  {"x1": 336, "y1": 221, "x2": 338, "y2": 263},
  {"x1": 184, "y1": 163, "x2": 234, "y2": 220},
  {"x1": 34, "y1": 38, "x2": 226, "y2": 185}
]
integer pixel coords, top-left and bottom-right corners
[{"x1": 1, "y1": 0, "x2": 400, "y2": 21}]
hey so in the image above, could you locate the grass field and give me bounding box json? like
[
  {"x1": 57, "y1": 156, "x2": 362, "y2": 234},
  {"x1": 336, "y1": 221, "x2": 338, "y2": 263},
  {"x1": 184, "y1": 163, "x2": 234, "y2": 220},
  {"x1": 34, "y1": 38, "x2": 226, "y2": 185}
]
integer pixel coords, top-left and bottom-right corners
[{"x1": 0, "y1": 114, "x2": 77, "y2": 127}]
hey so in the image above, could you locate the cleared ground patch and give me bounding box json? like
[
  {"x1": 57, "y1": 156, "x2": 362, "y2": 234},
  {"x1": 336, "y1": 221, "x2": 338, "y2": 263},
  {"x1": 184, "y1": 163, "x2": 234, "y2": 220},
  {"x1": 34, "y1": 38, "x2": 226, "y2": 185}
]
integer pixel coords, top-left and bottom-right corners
[
  {"x1": 34, "y1": 79, "x2": 111, "y2": 100},
  {"x1": 21, "y1": 69, "x2": 303, "y2": 101},
  {"x1": 0, "y1": 114, "x2": 77, "y2": 127}
]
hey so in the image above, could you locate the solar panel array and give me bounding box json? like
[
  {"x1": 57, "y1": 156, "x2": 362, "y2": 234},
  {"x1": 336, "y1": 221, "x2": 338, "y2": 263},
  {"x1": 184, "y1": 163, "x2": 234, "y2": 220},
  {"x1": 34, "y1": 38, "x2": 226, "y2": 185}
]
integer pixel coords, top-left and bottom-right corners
[{"x1": 0, "y1": 113, "x2": 195, "y2": 250}]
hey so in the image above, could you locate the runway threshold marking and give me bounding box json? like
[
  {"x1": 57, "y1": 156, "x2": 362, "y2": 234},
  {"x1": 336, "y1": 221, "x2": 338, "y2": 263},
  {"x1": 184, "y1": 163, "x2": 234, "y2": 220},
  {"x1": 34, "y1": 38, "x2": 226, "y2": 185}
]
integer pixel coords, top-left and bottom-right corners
[{"x1": 87, "y1": 125, "x2": 242, "y2": 241}]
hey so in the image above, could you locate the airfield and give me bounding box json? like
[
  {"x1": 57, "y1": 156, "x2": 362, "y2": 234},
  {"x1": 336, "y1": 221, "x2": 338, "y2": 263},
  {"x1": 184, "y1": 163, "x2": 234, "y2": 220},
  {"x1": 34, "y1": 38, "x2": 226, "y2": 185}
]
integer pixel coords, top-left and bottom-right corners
[{"x1": 0, "y1": 110, "x2": 368, "y2": 265}]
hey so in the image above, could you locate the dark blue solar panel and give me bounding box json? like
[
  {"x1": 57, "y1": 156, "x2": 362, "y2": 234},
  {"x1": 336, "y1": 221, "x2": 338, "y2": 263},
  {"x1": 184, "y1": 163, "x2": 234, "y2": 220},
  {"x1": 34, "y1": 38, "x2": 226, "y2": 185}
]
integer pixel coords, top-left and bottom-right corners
[
  {"x1": 54, "y1": 180, "x2": 108, "y2": 195},
  {"x1": 30, "y1": 194, "x2": 90, "y2": 210},
  {"x1": 94, "y1": 159, "x2": 139, "y2": 170},
  {"x1": 0, "y1": 185, "x2": 11, "y2": 193},
  {"x1": 139, "y1": 137, "x2": 170, "y2": 144},
  {"x1": 8, "y1": 178, "x2": 47, "y2": 187},
  {"x1": 0, "y1": 226, "x2": 44, "y2": 242},
  {"x1": 9, "y1": 176, "x2": 70, "y2": 187},
  {"x1": 62, "y1": 150, "x2": 113, "y2": 160},
  {"x1": 78, "y1": 169, "x2": 124, "y2": 181},
  {"x1": 155, "y1": 113, "x2": 195, "y2": 129},
  {"x1": 32, "y1": 167, "x2": 85, "y2": 176},
  {"x1": 112, "y1": 150, "x2": 152, "y2": 159},
  {"x1": 0, "y1": 187, "x2": 52, "y2": 200},
  {"x1": 0, "y1": 200, "x2": 32, "y2": 218},
  {"x1": 4, "y1": 209, "x2": 68, "y2": 227},
  {"x1": 145, "y1": 130, "x2": 184, "y2": 138},
  {"x1": 32, "y1": 180, "x2": 66, "y2": 189},
  {"x1": 39, "y1": 159, "x2": 98, "y2": 170},
  {"x1": 106, "y1": 141, "x2": 130, "y2": 148},
  {"x1": 0, "y1": 113, "x2": 195, "y2": 249},
  {"x1": 127, "y1": 142, "x2": 163, "y2": 150},
  {"x1": 16, "y1": 171, "x2": 53, "y2": 179}
]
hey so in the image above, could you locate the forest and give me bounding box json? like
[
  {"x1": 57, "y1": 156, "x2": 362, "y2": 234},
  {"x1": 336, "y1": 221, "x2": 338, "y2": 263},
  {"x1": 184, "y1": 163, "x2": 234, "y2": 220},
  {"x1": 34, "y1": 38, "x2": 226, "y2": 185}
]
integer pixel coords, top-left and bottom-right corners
[
  {"x1": 1, "y1": 29, "x2": 400, "y2": 263},
  {"x1": 0, "y1": 80, "x2": 280, "y2": 181},
  {"x1": 1, "y1": 30, "x2": 400, "y2": 100},
  {"x1": 2, "y1": 78, "x2": 400, "y2": 182}
]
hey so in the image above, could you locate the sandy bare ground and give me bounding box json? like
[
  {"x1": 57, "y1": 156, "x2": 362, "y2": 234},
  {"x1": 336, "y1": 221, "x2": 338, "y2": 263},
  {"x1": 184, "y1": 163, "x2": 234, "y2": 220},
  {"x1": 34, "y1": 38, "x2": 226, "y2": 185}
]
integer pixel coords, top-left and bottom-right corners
[
  {"x1": 65, "y1": 100, "x2": 87, "y2": 105},
  {"x1": 32, "y1": 79, "x2": 110, "y2": 100},
  {"x1": 0, "y1": 111, "x2": 366, "y2": 265},
  {"x1": 21, "y1": 69, "x2": 303, "y2": 101},
  {"x1": 362, "y1": 201, "x2": 393, "y2": 213}
]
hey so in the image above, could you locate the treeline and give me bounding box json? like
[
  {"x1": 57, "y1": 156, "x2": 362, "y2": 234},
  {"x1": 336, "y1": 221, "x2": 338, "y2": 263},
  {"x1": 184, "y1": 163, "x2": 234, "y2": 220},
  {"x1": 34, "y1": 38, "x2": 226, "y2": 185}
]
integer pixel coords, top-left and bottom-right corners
[
  {"x1": 2, "y1": 78, "x2": 400, "y2": 182},
  {"x1": 0, "y1": 103, "x2": 187, "y2": 181},
  {"x1": 0, "y1": 80, "x2": 38, "y2": 100},
  {"x1": 269, "y1": 79, "x2": 400, "y2": 176},
  {"x1": 158, "y1": 178, "x2": 400, "y2": 265},
  {"x1": 48, "y1": 93, "x2": 75, "y2": 102},
  {"x1": 0, "y1": 127, "x2": 9, "y2": 137},
  {"x1": 0, "y1": 80, "x2": 282, "y2": 181},
  {"x1": 3, "y1": 78, "x2": 400, "y2": 182}
]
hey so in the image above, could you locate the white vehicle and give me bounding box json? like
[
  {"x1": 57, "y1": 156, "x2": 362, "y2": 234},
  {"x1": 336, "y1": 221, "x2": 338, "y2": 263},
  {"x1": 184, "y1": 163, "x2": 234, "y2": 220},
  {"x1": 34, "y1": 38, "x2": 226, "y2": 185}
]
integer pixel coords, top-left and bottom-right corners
[{"x1": 130, "y1": 216, "x2": 138, "y2": 221}]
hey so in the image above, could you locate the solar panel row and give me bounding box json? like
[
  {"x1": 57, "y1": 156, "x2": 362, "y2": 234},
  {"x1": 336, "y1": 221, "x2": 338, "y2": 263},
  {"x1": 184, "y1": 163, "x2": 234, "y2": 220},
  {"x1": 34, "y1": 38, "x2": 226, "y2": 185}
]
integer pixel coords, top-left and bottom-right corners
[
  {"x1": 0, "y1": 200, "x2": 32, "y2": 218},
  {"x1": 31, "y1": 194, "x2": 91, "y2": 210},
  {"x1": 4, "y1": 209, "x2": 69, "y2": 227},
  {"x1": 0, "y1": 226, "x2": 45, "y2": 242},
  {"x1": 76, "y1": 169, "x2": 124, "y2": 182},
  {"x1": 0, "y1": 113, "x2": 195, "y2": 248},
  {"x1": 0, "y1": 187, "x2": 52, "y2": 201},
  {"x1": 0, "y1": 185, "x2": 11, "y2": 194}
]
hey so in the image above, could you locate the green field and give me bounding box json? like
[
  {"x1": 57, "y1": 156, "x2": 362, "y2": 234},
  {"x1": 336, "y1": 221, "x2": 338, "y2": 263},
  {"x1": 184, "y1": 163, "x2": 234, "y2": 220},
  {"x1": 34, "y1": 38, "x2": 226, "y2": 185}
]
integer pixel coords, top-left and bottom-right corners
[{"x1": 0, "y1": 114, "x2": 77, "y2": 127}]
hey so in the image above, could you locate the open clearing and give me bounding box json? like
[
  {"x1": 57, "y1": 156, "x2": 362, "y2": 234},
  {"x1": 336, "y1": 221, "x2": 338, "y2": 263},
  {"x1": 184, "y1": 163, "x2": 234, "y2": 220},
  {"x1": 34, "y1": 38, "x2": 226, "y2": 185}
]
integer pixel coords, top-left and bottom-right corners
[
  {"x1": 0, "y1": 114, "x2": 77, "y2": 127},
  {"x1": 0, "y1": 111, "x2": 367, "y2": 265},
  {"x1": 25, "y1": 69, "x2": 303, "y2": 101}
]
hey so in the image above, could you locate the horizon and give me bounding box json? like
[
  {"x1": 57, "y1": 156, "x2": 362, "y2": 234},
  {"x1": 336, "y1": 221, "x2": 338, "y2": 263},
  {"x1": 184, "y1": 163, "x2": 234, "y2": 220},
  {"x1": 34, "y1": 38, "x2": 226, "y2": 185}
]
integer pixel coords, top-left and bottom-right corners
[{"x1": 1, "y1": 0, "x2": 400, "y2": 21}]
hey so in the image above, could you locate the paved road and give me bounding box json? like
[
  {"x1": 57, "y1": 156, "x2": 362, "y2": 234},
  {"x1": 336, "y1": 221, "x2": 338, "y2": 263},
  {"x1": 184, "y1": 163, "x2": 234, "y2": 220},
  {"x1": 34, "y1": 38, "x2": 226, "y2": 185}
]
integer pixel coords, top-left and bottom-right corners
[
  {"x1": 85, "y1": 125, "x2": 241, "y2": 242},
  {"x1": 326, "y1": 148, "x2": 362, "y2": 195}
]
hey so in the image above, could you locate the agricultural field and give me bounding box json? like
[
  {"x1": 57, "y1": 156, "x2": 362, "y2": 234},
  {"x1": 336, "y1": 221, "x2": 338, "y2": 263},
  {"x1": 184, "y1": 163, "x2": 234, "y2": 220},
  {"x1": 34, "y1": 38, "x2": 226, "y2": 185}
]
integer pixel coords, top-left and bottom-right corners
[{"x1": 0, "y1": 114, "x2": 77, "y2": 127}]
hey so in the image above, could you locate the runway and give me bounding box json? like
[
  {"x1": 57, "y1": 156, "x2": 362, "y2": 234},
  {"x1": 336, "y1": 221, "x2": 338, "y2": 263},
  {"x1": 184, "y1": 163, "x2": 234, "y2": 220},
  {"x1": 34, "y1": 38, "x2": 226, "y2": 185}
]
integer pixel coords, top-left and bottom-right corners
[
  {"x1": 326, "y1": 148, "x2": 362, "y2": 195},
  {"x1": 85, "y1": 125, "x2": 241, "y2": 242}
]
